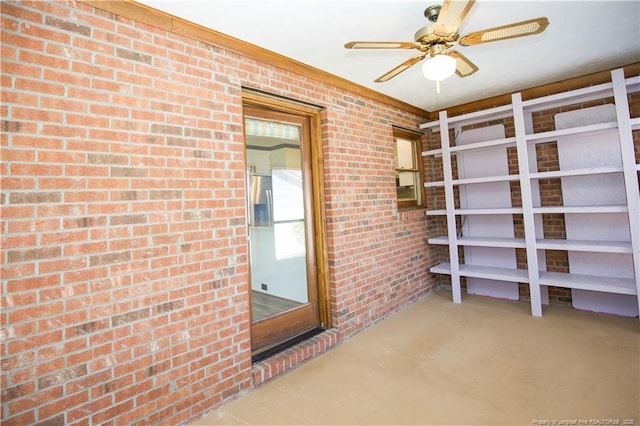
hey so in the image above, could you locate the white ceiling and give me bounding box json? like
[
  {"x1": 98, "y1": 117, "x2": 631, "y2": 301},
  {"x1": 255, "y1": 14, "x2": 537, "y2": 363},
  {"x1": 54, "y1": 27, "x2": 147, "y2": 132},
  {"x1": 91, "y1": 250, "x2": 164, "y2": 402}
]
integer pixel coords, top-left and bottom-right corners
[{"x1": 140, "y1": 0, "x2": 640, "y2": 112}]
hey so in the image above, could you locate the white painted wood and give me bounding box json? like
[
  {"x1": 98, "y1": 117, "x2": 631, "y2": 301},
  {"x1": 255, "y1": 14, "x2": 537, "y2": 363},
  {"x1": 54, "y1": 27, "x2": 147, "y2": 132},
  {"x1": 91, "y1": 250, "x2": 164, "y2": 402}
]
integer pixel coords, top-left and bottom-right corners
[
  {"x1": 424, "y1": 68, "x2": 638, "y2": 319},
  {"x1": 439, "y1": 110, "x2": 462, "y2": 304},
  {"x1": 532, "y1": 205, "x2": 628, "y2": 214},
  {"x1": 431, "y1": 263, "x2": 637, "y2": 295},
  {"x1": 521, "y1": 76, "x2": 639, "y2": 114},
  {"x1": 536, "y1": 239, "x2": 632, "y2": 254},
  {"x1": 421, "y1": 76, "x2": 639, "y2": 132},
  {"x1": 611, "y1": 68, "x2": 640, "y2": 319},
  {"x1": 427, "y1": 207, "x2": 526, "y2": 216},
  {"x1": 422, "y1": 136, "x2": 517, "y2": 156},
  {"x1": 425, "y1": 117, "x2": 637, "y2": 157},
  {"x1": 423, "y1": 123, "x2": 637, "y2": 172},
  {"x1": 539, "y1": 271, "x2": 636, "y2": 295},
  {"x1": 523, "y1": 81, "x2": 615, "y2": 113},
  {"x1": 430, "y1": 262, "x2": 529, "y2": 283},
  {"x1": 424, "y1": 174, "x2": 520, "y2": 188},
  {"x1": 555, "y1": 101, "x2": 638, "y2": 317},
  {"x1": 527, "y1": 122, "x2": 619, "y2": 144},
  {"x1": 450, "y1": 137, "x2": 517, "y2": 153},
  {"x1": 456, "y1": 208, "x2": 524, "y2": 215},
  {"x1": 429, "y1": 236, "x2": 526, "y2": 249},
  {"x1": 430, "y1": 236, "x2": 631, "y2": 253},
  {"x1": 456, "y1": 124, "x2": 519, "y2": 301},
  {"x1": 512, "y1": 93, "x2": 542, "y2": 316},
  {"x1": 420, "y1": 104, "x2": 513, "y2": 131},
  {"x1": 420, "y1": 76, "x2": 640, "y2": 132},
  {"x1": 455, "y1": 174, "x2": 521, "y2": 186},
  {"x1": 530, "y1": 167, "x2": 623, "y2": 180},
  {"x1": 422, "y1": 147, "x2": 444, "y2": 157},
  {"x1": 522, "y1": 111, "x2": 550, "y2": 305}
]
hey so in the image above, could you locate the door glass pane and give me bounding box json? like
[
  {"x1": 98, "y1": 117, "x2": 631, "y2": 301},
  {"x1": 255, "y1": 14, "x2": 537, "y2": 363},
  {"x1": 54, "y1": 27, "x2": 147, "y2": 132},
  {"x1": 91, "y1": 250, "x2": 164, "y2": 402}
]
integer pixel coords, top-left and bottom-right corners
[
  {"x1": 272, "y1": 169, "x2": 304, "y2": 222},
  {"x1": 274, "y1": 221, "x2": 305, "y2": 259},
  {"x1": 245, "y1": 118, "x2": 309, "y2": 322}
]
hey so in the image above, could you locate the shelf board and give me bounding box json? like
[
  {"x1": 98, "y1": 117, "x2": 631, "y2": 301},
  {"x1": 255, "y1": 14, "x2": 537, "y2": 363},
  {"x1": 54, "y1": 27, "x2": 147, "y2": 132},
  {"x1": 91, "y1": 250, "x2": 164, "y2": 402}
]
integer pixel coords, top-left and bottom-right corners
[
  {"x1": 525, "y1": 122, "x2": 618, "y2": 145},
  {"x1": 457, "y1": 207, "x2": 523, "y2": 215},
  {"x1": 536, "y1": 239, "x2": 632, "y2": 253},
  {"x1": 627, "y1": 75, "x2": 640, "y2": 93},
  {"x1": 425, "y1": 118, "x2": 638, "y2": 158},
  {"x1": 422, "y1": 148, "x2": 443, "y2": 157},
  {"x1": 424, "y1": 168, "x2": 629, "y2": 188},
  {"x1": 529, "y1": 167, "x2": 623, "y2": 180},
  {"x1": 521, "y1": 77, "x2": 639, "y2": 114},
  {"x1": 539, "y1": 271, "x2": 637, "y2": 295},
  {"x1": 428, "y1": 236, "x2": 632, "y2": 254},
  {"x1": 521, "y1": 81, "x2": 615, "y2": 113},
  {"x1": 422, "y1": 137, "x2": 517, "y2": 157},
  {"x1": 421, "y1": 77, "x2": 639, "y2": 133},
  {"x1": 424, "y1": 174, "x2": 520, "y2": 188},
  {"x1": 450, "y1": 137, "x2": 517, "y2": 153},
  {"x1": 424, "y1": 167, "x2": 630, "y2": 188},
  {"x1": 426, "y1": 207, "x2": 523, "y2": 216},
  {"x1": 430, "y1": 263, "x2": 637, "y2": 295},
  {"x1": 456, "y1": 174, "x2": 520, "y2": 185},
  {"x1": 419, "y1": 104, "x2": 513, "y2": 131},
  {"x1": 428, "y1": 236, "x2": 526, "y2": 248},
  {"x1": 430, "y1": 262, "x2": 529, "y2": 283},
  {"x1": 532, "y1": 205, "x2": 628, "y2": 214}
]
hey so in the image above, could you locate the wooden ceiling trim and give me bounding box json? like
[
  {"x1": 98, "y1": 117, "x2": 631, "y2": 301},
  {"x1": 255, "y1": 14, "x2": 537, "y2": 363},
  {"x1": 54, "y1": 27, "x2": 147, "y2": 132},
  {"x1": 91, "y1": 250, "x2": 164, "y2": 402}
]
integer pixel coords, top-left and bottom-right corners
[
  {"x1": 76, "y1": 2, "x2": 639, "y2": 121},
  {"x1": 439, "y1": 62, "x2": 640, "y2": 119},
  {"x1": 78, "y1": 0, "x2": 430, "y2": 118}
]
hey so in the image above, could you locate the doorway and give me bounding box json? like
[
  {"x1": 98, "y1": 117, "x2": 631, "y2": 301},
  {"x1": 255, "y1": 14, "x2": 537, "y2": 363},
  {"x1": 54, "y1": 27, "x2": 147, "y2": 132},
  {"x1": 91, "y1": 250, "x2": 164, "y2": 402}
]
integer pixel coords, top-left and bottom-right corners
[{"x1": 243, "y1": 96, "x2": 328, "y2": 355}]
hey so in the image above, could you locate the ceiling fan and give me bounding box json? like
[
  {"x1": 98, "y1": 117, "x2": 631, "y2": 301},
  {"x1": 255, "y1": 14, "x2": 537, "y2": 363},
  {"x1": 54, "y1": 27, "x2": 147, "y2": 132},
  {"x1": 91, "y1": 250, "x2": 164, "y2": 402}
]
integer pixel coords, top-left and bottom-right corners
[{"x1": 344, "y1": 0, "x2": 549, "y2": 84}]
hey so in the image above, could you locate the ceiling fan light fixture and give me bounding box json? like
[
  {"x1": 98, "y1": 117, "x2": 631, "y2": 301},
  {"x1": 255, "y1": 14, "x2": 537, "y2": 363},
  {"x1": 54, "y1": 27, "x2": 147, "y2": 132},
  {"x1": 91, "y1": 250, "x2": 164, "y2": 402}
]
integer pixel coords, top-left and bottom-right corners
[{"x1": 422, "y1": 54, "x2": 457, "y2": 82}]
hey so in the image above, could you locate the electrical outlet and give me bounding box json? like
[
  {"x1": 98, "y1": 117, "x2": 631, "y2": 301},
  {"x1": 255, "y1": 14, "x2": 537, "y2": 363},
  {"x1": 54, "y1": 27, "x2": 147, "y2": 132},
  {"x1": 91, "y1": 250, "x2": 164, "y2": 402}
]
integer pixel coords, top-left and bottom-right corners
[{"x1": 261, "y1": 283, "x2": 268, "y2": 291}]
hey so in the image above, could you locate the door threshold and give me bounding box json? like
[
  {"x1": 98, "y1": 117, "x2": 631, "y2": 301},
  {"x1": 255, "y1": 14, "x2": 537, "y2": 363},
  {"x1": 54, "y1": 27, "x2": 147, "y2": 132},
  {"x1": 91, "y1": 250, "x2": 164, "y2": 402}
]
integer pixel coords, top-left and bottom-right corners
[{"x1": 251, "y1": 326, "x2": 325, "y2": 363}]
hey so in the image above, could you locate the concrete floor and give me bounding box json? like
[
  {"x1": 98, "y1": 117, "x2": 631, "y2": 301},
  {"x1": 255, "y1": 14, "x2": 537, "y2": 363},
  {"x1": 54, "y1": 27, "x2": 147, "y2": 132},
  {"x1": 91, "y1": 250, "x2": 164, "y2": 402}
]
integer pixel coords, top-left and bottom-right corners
[{"x1": 192, "y1": 290, "x2": 640, "y2": 425}]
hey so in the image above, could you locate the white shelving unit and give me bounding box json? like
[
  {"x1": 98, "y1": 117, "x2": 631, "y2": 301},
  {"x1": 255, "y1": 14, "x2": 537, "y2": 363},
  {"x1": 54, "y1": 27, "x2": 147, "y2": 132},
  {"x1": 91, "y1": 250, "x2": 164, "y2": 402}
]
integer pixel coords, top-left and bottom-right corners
[{"x1": 421, "y1": 68, "x2": 640, "y2": 319}]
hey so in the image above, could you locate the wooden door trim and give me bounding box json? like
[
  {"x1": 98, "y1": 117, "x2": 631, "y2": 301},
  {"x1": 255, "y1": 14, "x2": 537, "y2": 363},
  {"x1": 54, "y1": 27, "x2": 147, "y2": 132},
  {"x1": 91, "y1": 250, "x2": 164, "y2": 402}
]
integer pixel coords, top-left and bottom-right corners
[{"x1": 242, "y1": 91, "x2": 331, "y2": 349}]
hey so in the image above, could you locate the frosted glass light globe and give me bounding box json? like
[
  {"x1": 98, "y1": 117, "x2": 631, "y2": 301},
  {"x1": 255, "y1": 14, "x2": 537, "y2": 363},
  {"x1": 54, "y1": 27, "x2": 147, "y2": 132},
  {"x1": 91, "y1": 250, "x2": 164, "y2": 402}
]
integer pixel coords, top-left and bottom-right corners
[{"x1": 422, "y1": 55, "x2": 456, "y2": 81}]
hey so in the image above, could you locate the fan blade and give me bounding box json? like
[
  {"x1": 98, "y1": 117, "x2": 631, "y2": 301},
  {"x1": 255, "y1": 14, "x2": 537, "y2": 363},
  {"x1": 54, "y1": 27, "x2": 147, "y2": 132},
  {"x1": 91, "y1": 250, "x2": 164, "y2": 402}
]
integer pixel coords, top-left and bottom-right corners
[
  {"x1": 447, "y1": 51, "x2": 479, "y2": 77},
  {"x1": 374, "y1": 54, "x2": 427, "y2": 82},
  {"x1": 458, "y1": 17, "x2": 549, "y2": 46},
  {"x1": 434, "y1": 0, "x2": 476, "y2": 36},
  {"x1": 345, "y1": 41, "x2": 417, "y2": 49}
]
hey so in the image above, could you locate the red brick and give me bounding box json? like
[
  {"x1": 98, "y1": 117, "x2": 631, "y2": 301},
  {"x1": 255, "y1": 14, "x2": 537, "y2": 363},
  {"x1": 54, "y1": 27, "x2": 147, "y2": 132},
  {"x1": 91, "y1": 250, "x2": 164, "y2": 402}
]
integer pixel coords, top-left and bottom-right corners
[
  {"x1": 38, "y1": 390, "x2": 88, "y2": 421},
  {"x1": 67, "y1": 396, "x2": 113, "y2": 424},
  {"x1": 0, "y1": 411, "x2": 36, "y2": 426},
  {"x1": 3, "y1": 2, "x2": 634, "y2": 425},
  {"x1": 6, "y1": 382, "x2": 58, "y2": 415}
]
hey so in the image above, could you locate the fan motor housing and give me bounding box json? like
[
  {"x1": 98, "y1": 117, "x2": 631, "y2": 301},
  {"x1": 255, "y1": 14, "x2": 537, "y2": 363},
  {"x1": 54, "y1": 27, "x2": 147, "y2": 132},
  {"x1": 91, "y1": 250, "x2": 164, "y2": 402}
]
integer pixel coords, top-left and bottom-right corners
[
  {"x1": 414, "y1": 23, "x2": 458, "y2": 45},
  {"x1": 414, "y1": 5, "x2": 459, "y2": 45},
  {"x1": 424, "y1": 5, "x2": 440, "y2": 22}
]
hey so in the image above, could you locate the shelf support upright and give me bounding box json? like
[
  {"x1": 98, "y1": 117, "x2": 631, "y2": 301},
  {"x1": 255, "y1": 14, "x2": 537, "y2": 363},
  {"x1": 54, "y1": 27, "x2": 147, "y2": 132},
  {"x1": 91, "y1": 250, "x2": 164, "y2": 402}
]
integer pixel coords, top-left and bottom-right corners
[
  {"x1": 439, "y1": 110, "x2": 462, "y2": 303},
  {"x1": 611, "y1": 68, "x2": 640, "y2": 316},
  {"x1": 512, "y1": 93, "x2": 543, "y2": 317}
]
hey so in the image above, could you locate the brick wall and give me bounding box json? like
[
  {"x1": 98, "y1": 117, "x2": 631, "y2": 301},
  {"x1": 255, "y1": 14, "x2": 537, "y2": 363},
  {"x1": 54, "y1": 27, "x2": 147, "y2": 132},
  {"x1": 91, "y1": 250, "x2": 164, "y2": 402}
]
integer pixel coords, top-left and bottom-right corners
[
  {"x1": 424, "y1": 88, "x2": 640, "y2": 305},
  {"x1": 1, "y1": 1, "x2": 437, "y2": 425}
]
